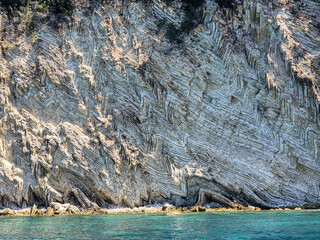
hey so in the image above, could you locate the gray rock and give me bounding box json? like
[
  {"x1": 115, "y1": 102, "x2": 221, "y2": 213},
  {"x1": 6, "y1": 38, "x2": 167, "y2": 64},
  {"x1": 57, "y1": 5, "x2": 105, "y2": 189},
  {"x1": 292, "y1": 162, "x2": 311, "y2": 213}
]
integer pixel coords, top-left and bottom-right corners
[
  {"x1": 162, "y1": 203, "x2": 175, "y2": 211},
  {"x1": 50, "y1": 202, "x2": 62, "y2": 211},
  {"x1": 67, "y1": 205, "x2": 80, "y2": 214},
  {"x1": 0, "y1": 0, "x2": 319, "y2": 209},
  {"x1": 31, "y1": 204, "x2": 37, "y2": 215},
  {"x1": 46, "y1": 207, "x2": 54, "y2": 215}
]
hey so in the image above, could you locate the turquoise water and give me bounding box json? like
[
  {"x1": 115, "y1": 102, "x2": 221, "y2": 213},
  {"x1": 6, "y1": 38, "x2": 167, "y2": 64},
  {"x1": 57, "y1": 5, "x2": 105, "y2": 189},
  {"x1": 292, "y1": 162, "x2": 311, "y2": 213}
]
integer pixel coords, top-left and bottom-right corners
[{"x1": 1, "y1": 211, "x2": 320, "y2": 239}]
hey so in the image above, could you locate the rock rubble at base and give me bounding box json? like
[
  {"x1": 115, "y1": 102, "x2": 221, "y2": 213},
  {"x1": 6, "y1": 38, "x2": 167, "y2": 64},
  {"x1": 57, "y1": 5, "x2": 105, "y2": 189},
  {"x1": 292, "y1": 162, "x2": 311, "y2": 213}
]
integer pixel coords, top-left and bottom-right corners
[{"x1": 0, "y1": 203, "x2": 314, "y2": 217}]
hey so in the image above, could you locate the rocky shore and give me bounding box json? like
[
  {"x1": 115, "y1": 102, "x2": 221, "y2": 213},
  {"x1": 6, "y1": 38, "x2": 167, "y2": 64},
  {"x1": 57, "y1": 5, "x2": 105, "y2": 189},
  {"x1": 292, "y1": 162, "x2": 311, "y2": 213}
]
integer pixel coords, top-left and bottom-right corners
[{"x1": 0, "y1": 202, "x2": 309, "y2": 217}]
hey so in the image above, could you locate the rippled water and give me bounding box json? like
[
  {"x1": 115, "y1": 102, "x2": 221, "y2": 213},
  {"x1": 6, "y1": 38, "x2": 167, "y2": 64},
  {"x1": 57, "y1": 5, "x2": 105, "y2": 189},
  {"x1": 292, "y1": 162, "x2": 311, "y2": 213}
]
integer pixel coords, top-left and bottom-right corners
[{"x1": 1, "y1": 211, "x2": 320, "y2": 239}]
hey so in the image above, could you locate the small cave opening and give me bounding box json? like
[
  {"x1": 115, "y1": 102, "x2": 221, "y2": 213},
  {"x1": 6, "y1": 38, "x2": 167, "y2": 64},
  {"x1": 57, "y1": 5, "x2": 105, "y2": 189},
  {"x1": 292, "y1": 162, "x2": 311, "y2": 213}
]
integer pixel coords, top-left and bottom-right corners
[
  {"x1": 64, "y1": 191, "x2": 82, "y2": 207},
  {"x1": 199, "y1": 192, "x2": 230, "y2": 208},
  {"x1": 28, "y1": 187, "x2": 45, "y2": 207}
]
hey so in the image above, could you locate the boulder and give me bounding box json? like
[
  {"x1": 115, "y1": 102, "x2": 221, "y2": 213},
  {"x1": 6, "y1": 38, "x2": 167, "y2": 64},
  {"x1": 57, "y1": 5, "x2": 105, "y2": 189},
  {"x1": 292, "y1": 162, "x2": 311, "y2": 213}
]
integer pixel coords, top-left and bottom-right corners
[
  {"x1": 190, "y1": 205, "x2": 206, "y2": 212},
  {"x1": 162, "y1": 203, "x2": 175, "y2": 211},
  {"x1": 46, "y1": 207, "x2": 54, "y2": 215},
  {"x1": 18, "y1": 208, "x2": 31, "y2": 215},
  {"x1": 96, "y1": 208, "x2": 108, "y2": 214},
  {"x1": 37, "y1": 209, "x2": 46, "y2": 215},
  {"x1": 67, "y1": 205, "x2": 80, "y2": 214},
  {"x1": 0, "y1": 208, "x2": 15, "y2": 216},
  {"x1": 246, "y1": 206, "x2": 256, "y2": 211},
  {"x1": 50, "y1": 202, "x2": 62, "y2": 211},
  {"x1": 138, "y1": 207, "x2": 146, "y2": 212},
  {"x1": 31, "y1": 204, "x2": 38, "y2": 215}
]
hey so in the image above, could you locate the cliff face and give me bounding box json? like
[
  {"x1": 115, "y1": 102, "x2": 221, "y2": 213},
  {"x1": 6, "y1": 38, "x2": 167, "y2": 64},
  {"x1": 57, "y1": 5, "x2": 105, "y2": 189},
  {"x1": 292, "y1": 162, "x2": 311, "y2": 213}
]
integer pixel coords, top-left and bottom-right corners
[{"x1": 0, "y1": 0, "x2": 320, "y2": 209}]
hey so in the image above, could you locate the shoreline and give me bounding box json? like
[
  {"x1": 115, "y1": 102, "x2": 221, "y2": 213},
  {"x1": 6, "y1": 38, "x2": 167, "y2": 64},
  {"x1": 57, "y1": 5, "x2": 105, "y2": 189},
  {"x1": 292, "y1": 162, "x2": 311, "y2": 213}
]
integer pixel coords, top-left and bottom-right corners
[{"x1": 0, "y1": 202, "x2": 315, "y2": 217}]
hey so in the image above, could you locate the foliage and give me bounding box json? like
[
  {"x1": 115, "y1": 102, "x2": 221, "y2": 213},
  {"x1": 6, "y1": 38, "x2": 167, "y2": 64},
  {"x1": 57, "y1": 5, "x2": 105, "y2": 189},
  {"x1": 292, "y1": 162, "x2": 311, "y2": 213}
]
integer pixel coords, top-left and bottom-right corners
[
  {"x1": 55, "y1": 0, "x2": 75, "y2": 14},
  {"x1": 215, "y1": 0, "x2": 235, "y2": 9},
  {"x1": 0, "y1": 0, "x2": 27, "y2": 12},
  {"x1": 162, "y1": 0, "x2": 204, "y2": 43},
  {"x1": 31, "y1": 31, "x2": 37, "y2": 42},
  {"x1": 161, "y1": 0, "x2": 236, "y2": 43},
  {"x1": 19, "y1": 5, "x2": 35, "y2": 32},
  {"x1": 180, "y1": 0, "x2": 203, "y2": 33},
  {"x1": 182, "y1": 0, "x2": 204, "y2": 9},
  {"x1": 165, "y1": 23, "x2": 180, "y2": 43},
  {"x1": 3, "y1": 43, "x2": 13, "y2": 51},
  {"x1": 164, "y1": 0, "x2": 203, "y2": 8},
  {"x1": 0, "y1": 0, "x2": 75, "y2": 15},
  {"x1": 38, "y1": 0, "x2": 51, "y2": 11}
]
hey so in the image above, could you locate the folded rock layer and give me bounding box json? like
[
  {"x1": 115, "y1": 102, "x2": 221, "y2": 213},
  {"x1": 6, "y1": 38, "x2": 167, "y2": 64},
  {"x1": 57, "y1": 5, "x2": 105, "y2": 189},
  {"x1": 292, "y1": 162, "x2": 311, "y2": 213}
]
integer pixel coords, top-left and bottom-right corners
[{"x1": 0, "y1": 0, "x2": 319, "y2": 209}]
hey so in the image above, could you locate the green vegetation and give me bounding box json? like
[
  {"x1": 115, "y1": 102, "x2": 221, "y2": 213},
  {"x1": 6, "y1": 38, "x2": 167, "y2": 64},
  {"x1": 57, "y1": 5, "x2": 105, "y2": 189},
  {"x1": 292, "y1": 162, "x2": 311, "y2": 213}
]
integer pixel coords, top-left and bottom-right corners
[
  {"x1": 165, "y1": 0, "x2": 204, "y2": 9},
  {"x1": 37, "y1": 0, "x2": 51, "y2": 11},
  {"x1": 55, "y1": 0, "x2": 75, "y2": 14},
  {"x1": 182, "y1": 0, "x2": 204, "y2": 9},
  {"x1": 0, "y1": 0, "x2": 235, "y2": 37},
  {"x1": 3, "y1": 43, "x2": 13, "y2": 51},
  {"x1": 31, "y1": 31, "x2": 37, "y2": 42},
  {"x1": 0, "y1": 0, "x2": 76, "y2": 36},
  {"x1": 215, "y1": 0, "x2": 235, "y2": 9},
  {"x1": 19, "y1": 5, "x2": 35, "y2": 32},
  {"x1": 165, "y1": 23, "x2": 180, "y2": 43},
  {"x1": 162, "y1": 0, "x2": 205, "y2": 43},
  {"x1": 0, "y1": 0, "x2": 26, "y2": 13},
  {"x1": 161, "y1": 0, "x2": 236, "y2": 43},
  {"x1": 0, "y1": 0, "x2": 75, "y2": 15}
]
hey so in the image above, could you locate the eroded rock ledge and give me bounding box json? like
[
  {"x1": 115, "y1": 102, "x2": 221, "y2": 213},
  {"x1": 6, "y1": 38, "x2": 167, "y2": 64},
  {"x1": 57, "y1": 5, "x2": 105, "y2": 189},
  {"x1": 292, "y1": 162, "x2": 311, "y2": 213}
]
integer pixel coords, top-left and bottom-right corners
[
  {"x1": 0, "y1": 0, "x2": 320, "y2": 210},
  {"x1": 0, "y1": 202, "x2": 310, "y2": 217}
]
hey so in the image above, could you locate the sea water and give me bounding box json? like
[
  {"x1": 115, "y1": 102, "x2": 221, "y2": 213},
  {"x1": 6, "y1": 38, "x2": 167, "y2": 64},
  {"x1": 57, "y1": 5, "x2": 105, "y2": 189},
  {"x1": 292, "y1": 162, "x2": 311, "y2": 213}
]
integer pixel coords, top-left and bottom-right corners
[{"x1": 1, "y1": 211, "x2": 320, "y2": 239}]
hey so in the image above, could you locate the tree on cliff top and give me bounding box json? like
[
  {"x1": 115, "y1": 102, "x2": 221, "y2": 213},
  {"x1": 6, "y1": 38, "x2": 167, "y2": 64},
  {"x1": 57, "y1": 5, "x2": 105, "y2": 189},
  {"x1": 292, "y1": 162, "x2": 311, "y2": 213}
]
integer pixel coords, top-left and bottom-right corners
[{"x1": 0, "y1": 0, "x2": 75, "y2": 14}]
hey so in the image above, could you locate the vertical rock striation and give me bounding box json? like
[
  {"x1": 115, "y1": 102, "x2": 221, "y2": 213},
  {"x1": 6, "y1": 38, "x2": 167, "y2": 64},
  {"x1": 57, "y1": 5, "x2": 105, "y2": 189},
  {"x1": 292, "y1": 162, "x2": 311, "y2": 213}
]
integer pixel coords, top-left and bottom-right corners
[{"x1": 0, "y1": 0, "x2": 319, "y2": 209}]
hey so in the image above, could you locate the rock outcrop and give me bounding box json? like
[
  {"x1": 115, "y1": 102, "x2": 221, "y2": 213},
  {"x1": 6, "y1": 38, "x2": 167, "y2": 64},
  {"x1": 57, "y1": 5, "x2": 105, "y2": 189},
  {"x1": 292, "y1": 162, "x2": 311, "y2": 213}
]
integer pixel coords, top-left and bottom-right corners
[{"x1": 0, "y1": 0, "x2": 319, "y2": 209}]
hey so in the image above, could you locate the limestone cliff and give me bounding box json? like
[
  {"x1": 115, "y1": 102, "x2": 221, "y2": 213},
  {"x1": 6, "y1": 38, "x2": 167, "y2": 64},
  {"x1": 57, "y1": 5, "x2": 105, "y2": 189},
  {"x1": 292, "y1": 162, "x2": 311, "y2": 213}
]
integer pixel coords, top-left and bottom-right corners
[{"x1": 0, "y1": 0, "x2": 320, "y2": 209}]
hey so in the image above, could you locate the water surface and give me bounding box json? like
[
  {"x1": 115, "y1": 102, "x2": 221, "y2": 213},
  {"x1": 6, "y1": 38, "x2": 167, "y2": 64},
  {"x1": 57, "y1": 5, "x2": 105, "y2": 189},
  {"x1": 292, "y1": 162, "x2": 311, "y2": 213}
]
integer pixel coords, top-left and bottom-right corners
[{"x1": 1, "y1": 211, "x2": 320, "y2": 239}]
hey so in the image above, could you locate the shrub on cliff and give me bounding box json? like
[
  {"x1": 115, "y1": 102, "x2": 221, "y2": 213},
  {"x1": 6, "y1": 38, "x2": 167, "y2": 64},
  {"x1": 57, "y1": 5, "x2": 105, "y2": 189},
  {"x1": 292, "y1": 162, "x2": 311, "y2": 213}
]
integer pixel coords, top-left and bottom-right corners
[
  {"x1": 165, "y1": 23, "x2": 180, "y2": 43},
  {"x1": 163, "y1": 0, "x2": 204, "y2": 43},
  {"x1": 55, "y1": 0, "x2": 75, "y2": 14},
  {"x1": 164, "y1": 0, "x2": 204, "y2": 8},
  {"x1": 183, "y1": 0, "x2": 203, "y2": 9},
  {"x1": 0, "y1": 0, "x2": 75, "y2": 15},
  {"x1": 38, "y1": 0, "x2": 75, "y2": 14},
  {"x1": 0, "y1": 0, "x2": 27, "y2": 11},
  {"x1": 215, "y1": 0, "x2": 235, "y2": 9}
]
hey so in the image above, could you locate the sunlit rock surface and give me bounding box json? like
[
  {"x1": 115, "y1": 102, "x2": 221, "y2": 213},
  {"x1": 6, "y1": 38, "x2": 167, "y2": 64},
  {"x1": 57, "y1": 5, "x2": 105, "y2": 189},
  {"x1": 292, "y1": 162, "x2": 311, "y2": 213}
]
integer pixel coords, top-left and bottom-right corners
[{"x1": 0, "y1": 0, "x2": 320, "y2": 209}]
